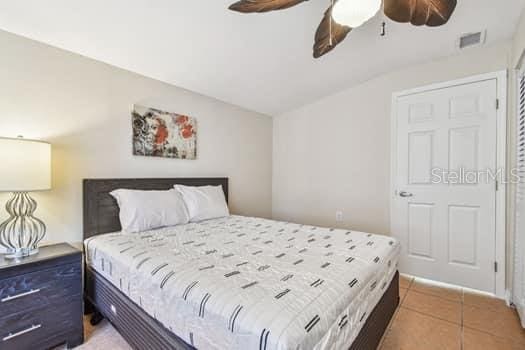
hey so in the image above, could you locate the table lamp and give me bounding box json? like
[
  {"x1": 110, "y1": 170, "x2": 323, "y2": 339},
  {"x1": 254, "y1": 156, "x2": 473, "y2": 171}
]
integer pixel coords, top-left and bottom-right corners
[{"x1": 0, "y1": 137, "x2": 51, "y2": 259}]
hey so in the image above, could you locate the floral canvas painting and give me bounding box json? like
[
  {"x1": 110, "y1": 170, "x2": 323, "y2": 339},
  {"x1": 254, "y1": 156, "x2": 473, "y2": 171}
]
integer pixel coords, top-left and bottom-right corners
[{"x1": 132, "y1": 105, "x2": 197, "y2": 159}]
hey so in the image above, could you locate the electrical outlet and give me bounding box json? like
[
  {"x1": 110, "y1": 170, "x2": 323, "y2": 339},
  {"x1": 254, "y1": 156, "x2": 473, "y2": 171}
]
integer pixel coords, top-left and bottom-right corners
[{"x1": 336, "y1": 211, "x2": 344, "y2": 222}]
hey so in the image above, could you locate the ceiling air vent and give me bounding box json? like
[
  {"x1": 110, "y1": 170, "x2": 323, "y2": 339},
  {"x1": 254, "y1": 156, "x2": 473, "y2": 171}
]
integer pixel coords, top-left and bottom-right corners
[{"x1": 458, "y1": 31, "x2": 486, "y2": 50}]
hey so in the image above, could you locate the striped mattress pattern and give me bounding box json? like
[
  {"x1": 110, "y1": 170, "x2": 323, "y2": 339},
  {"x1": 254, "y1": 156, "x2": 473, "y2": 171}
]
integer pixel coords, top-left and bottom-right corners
[{"x1": 85, "y1": 215, "x2": 400, "y2": 350}]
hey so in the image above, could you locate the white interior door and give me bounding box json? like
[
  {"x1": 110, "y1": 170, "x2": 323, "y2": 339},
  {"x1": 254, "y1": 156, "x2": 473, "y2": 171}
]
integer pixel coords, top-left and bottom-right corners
[{"x1": 392, "y1": 78, "x2": 498, "y2": 293}]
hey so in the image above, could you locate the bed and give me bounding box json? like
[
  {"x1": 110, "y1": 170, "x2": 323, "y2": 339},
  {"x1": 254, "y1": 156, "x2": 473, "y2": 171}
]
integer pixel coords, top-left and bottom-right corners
[{"x1": 83, "y1": 178, "x2": 400, "y2": 350}]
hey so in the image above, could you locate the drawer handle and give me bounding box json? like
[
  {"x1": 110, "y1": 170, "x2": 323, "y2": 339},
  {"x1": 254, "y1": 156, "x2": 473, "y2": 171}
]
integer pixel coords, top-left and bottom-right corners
[
  {"x1": 3, "y1": 324, "x2": 42, "y2": 341},
  {"x1": 1, "y1": 289, "x2": 41, "y2": 303}
]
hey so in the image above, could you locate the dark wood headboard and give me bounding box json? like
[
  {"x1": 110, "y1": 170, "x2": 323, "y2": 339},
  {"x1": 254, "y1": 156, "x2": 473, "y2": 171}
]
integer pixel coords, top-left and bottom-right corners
[{"x1": 83, "y1": 178, "x2": 228, "y2": 239}]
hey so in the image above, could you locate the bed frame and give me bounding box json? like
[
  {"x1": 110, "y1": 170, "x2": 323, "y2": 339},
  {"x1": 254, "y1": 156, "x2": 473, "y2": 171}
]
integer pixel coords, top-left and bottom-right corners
[{"x1": 83, "y1": 178, "x2": 399, "y2": 350}]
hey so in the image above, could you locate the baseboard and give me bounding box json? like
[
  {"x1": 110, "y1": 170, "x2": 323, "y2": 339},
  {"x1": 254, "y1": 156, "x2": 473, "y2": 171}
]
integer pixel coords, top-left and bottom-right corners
[{"x1": 505, "y1": 289, "x2": 513, "y2": 307}]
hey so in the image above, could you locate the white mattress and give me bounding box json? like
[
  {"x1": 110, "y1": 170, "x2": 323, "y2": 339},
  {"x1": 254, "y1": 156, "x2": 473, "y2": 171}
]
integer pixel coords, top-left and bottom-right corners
[{"x1": 85, "y1": 215, "x2": 400, "y2": 350}]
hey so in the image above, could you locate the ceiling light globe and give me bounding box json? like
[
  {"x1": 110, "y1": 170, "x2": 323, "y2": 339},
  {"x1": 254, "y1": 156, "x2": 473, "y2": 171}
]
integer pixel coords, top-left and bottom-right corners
[{"x1": 332, "y1": 0, "x2": 382, "y2": 28}]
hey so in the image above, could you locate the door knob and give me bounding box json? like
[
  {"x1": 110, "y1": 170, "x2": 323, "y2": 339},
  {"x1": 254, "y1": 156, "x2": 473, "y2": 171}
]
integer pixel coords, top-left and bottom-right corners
[{"x1": 399, "y1": 191, "x2": 414, "y2": 198}]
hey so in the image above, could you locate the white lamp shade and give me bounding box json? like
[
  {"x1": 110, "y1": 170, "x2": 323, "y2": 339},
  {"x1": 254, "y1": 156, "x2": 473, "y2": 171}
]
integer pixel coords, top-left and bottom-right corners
[
  {"x1": 0, "y1": 137, "x2": 51, "y2": 192},
  {"x1": 332, "y1": 0, "x2": 382, "y2": 28}
]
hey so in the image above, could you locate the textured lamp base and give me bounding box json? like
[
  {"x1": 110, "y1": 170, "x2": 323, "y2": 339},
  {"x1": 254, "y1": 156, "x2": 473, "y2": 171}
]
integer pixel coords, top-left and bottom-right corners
[
  {"x1": 0, "y1": 192, "x2": 46, "y2": 260},
  {"x1": 3, "y1": 247, "x2": 40, "y2": 260}
]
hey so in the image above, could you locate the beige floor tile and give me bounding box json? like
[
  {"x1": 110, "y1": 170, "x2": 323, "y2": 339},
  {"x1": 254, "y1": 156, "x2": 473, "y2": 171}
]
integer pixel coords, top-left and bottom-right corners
[
  {"x1": 402, "y1": 290, "x2": 462, "y2": 324},
  {"x1": 399, "y1": 287, "x2": 408, "y2": 301},
  {"x1": 463, "y1": 304, "x2": 525, "y2": 344},
  {"x1": 410, "y1": 279, "x2": 463, "y2": 302},
  {"x1": 380, "y1": 308, "x2": 461, "y2": 350},
  {"x1": 386, "y1": 315, "x2": 396, "y2": 331},
  {"x1": 463, "y1": 290, "x2": 508, "y2": 312},
  {"x1": 463, "y1": 327, "x2": 524, "y2": 350},
  {"x1": 387, "y1": 304, "x2": 402, "y2": 330},
  {"x1": 399, "y1": 275, "x2": 413, "y2": 289}
]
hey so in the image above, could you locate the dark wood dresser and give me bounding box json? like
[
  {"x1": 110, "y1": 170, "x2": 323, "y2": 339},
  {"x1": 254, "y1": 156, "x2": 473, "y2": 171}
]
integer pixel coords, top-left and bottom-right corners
[{"x1": 0, "y1": 243, "x2": 84, "y2": 349}]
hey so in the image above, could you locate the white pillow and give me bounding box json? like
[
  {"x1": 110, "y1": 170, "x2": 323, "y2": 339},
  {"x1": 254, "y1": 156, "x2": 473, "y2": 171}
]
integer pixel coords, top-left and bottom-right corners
[
  {"x1": 110, "y1": 189, "x2": 189, "y2": 233},
  {"x1": 174, "y1": 185, "x2": 229, "y2": 222}
]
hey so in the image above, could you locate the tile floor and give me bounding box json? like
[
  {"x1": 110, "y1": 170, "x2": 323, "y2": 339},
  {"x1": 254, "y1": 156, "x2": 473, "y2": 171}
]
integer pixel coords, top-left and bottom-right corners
[
  {"x1": 75, "y1": 275, "x2": 525, "y2": 349},
  {"x1": 379, "y1": 275, "x2": 525, "y2": 350}
]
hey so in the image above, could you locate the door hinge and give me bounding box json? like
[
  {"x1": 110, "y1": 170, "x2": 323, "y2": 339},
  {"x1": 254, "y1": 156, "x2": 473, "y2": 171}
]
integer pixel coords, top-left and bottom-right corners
[
  {"x1": 494, "y1": 261, "x2": 498, "y2": 273},
  {"x1": 496, "y1": 99, "x2": 500, "y2": 110}
]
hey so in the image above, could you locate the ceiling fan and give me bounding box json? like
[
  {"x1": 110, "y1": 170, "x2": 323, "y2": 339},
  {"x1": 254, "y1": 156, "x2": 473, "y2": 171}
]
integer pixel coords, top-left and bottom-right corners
[{"x1": 228, "y1": 0, "x2": 457, "y2": 58}]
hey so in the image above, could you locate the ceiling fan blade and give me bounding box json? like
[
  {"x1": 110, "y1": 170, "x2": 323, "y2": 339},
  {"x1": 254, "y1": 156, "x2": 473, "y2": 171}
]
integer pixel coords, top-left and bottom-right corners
[
  {"x1": 313, "y1": 4, "x2": 352, "y2": 58},
  {"x1": 229, "y1": 0, "x2": 308, "y2": 13},
  {"x1": 384, "y1": 0, "x2": 457, "y2": 27}
]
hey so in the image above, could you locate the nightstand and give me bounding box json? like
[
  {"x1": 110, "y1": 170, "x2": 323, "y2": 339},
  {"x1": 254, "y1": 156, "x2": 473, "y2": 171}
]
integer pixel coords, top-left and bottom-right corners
[{"x1": 0, "y1": 243, "x2": 84, "y2": 349}]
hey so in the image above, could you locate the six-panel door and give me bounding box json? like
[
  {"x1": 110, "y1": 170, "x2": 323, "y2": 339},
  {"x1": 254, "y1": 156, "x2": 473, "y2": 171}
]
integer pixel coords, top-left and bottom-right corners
[{"x1": 393, "y1": 79, "x2": 498, "y2": 293}]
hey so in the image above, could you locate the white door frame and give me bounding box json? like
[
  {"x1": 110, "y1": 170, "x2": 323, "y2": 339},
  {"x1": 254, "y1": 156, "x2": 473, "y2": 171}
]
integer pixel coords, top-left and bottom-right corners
[{"x1": 390, "y1": 70, "x2": 508, "y2": 298}]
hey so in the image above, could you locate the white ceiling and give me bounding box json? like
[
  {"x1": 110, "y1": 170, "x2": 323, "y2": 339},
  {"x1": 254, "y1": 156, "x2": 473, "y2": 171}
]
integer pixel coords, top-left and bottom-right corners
[{"x1": 0, "y1": 0, "x2": 524, "y2": 115}]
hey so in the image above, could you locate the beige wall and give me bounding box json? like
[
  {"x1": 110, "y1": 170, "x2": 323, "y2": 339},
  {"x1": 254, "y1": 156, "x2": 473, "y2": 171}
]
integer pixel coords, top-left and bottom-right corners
[
  {"x1": 0, "y1": 30, "x2": 273, "y2": 245},
  {"x1": 1, "y1": 18, "x2": 522, "y2": 267},
  {"x1": 512, "y1": 11, "x2": 525, "y2": 69},
  {"x1": 273, "y1": 42, "x2": 511, "y2": 235}
]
